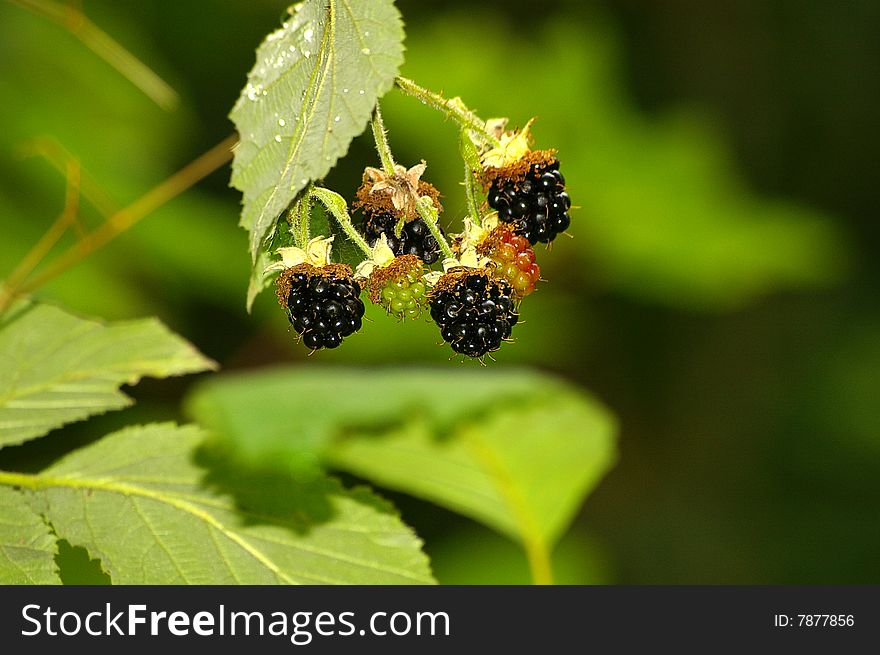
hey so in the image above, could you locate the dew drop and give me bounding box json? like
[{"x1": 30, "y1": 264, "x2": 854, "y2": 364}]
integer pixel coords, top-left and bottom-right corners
[
  {"x1": 334, "y1": 115, "x2": 341, "y2": 123},
  {"x1": 361, "y1": 47, "x2": 371, "y2": 55},
  {"x1": 304, "y1": 27, "x2": 314, "y2": 41},
  {"x1": 358, "y1": 89, "x2": 365, "y2": 95},
  {"x1": 343, "y1": 87, "x2": 349, "y2": 93},
  {"x1": 274, "y1": 135, "x2": 282, "y2": 143},
  {"x1": 303, "y1": 49, "x2": 311, "y2": 59},
  {"x1": 278, "y1": 118, "x2": 286, "y2": 127}
]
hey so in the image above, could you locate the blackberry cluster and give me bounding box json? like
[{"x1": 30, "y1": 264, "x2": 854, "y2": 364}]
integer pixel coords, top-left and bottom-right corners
[
  {"x1": 487, "y1": 159, "x2": 570, "y2": 245},
  {"x1": 285, "y1": 270, "x2": 365, "y2": 350},
  {"x1": 362, "y1": 213, "x2": 444, "y2": 264},
  {"x1": 429, "y1": 273, "x2": 518, "y2": 358}
]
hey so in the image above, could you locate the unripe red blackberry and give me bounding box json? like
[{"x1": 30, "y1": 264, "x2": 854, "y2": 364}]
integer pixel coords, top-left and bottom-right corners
[
  {"x1": 478, "y1": 226, "x2": 541, "y2": 297},
  {"x1": 276, "y1": 263, "x2": 364, "y2": 350},
  {"x1": 361, "y1": 212, "x2": 444, "y2": 265},
  {"x1": 366, "y1": 254, "x2": 428, "y2": 319},
  {"x1": 484, "y1": 152, "x2": 570, "y2": 245},
  {"x1": 429, "y1": 270, "x2": 519, "y2": 358}
]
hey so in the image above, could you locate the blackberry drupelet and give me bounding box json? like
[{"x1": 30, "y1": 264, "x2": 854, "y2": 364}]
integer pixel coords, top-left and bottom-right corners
[
  {"x1": 362, "y1": 212, "x2": 444, "y2": 265},
  {"x1": 480, "y1": 226, "x2": 541, "y2": 297},
  {"x1": 487, "y1": 158, "x2": 570, "y2": 245},
  {"x1": 429, "y1": 272, "x2": 519, "y2": 358},
  {"x1": 283, "y1": 267, "x2": 365, "y2": 350}
]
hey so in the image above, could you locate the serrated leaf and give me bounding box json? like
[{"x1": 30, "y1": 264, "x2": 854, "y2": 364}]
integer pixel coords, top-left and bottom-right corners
[
  {"x1": 0, "y1": 302, "x2": 216, "y2": 448},
  {"x1": 0, "y1": 487, "x2": 60, "y2": 584},
  {"x1": 25, "y1": 423, "x2": 433, "y2": 584},
  {"x1": 186, "y1": 367, "x2": 617, "y2": 546},
  {"x1": 229, "y1": 0, "x2": 405, "y2": 265}
]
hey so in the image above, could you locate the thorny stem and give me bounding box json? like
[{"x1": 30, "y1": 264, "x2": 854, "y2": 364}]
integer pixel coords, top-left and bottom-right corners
[
  {"x1": 460, "y1": 130, "x2": 484, "y2": 226},
  {"x1": 0, "y1": 135, "x2": 237, "y2": 314},
  {"x1": 395, "y1": 76, "x2": 501, "y2": 149},
  {"x1": 0, "y1": 159, "x2": 81, "y2": 310},
  {"x1": 309, "y1": 187, "x2": 372, "y2": 256},
  {"x1": 463, "y1": 162, "x2": 482, "y2": 227},
  {"x1": 16, "y1": 137, "x2": 119, "y2": 225},
  {"x1": 414, "y1": 197, "x2": 455, "y2": 260},
  {"x1": 370, "y1": 105, "x2": 396, "y2": 176},
  {"x1": 8, "y1": 0, "x2": 179, "y2": 111},
  {"x1": 288, "y1": 188, "x2": 313, "y2": 250}
]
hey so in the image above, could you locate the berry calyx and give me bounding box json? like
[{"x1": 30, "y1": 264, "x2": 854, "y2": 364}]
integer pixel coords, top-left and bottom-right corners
[
  {"x1": 354, "y1": 165, "x2": 445, "y2": 264},
  {"x1": 366, "y1": 254, "x2": 428, "y2": 319},
  {"x1": 478, "y1": 226, "x2": 541, "y2": 297},
  {"x1": 429, "y1": 270, "x2": 519, "y2": 358},
  {"x1": 483, "y1": 150, "x2": 570, "y2": 245},
  {"x1": 276, "y1": 263, "x2": 364, "y2": 350}
]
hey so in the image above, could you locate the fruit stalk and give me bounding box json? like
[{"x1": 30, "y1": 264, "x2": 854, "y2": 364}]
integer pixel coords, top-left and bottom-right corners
[
  {"x1": 370, "y1": 105, "x2": 396, "y2": 177},
  {"x1": 395, "y1": 76, "x2": 501, "y2": 149},
  {"x1": 310, "y1": 187, "x2": 372, "y2": 256}
]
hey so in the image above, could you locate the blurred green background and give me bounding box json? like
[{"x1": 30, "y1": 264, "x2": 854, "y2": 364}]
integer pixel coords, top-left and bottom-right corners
[{"x1": 1, "y1": 0, "x2": 878, "y2": 583}]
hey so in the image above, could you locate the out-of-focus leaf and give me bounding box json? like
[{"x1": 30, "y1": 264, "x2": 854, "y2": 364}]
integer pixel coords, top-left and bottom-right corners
[
  {"x1": 0, "y1": 302, "x2": 216, "y2": 448},
  {"x1": 429, "y1": 525, "x2": 612, "y2": 585},
  {"x1": 24, "y1": 423, "x2": 434, "y2": 584},
  {"x1": 187, "y1": 367, "x2": 617, "y2": 546},
  {"x1": 0, "y1": 487, "x2": 59, "y2": 585},
  {"x1": 229, "y1": 0, "x2": 405, "y2": 265}
]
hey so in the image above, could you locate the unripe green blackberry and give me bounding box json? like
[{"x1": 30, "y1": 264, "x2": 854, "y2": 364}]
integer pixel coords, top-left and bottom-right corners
[
  {"x1": 366, "y1": 254, "x2": 428, "y2": 319},
  {"x1": 276, "y1": 263, "x2": 364, "y2": 350}
]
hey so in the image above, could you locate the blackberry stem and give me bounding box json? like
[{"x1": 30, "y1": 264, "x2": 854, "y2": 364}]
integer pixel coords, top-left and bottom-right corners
[
  {"x1": 287, "y1": 187, "x2": 312, "y2": 249},
  {"x1": 414, "y1": 196, "x2": 454, "y2": 260},
  {"x1": 370, "y1": 105, "x2": 396, "y2": 176},
  {"x1": 460, "y1": 130, "x2": 483, "y2": 226},
  {"x1": 309, "y1": 187, "x2": 372, "y2": 256},
  {"x1": 395, "y1": 76, "x2": 501, "y2": 149}
]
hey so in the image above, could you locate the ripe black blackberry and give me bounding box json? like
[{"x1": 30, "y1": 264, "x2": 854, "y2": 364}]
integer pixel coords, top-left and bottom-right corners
[
  {"x1": 362, "y1": 212, "x2": 444, "y2": 265},
  {"x1": 486, "y1": 156, "x2": 571, "y2": 245},
  {"x1": 429, "y1": 271, "x2": 519, "y2": 358},
  {"x1": 277, "y1": 264, "x2": 365, "y2": 350}
]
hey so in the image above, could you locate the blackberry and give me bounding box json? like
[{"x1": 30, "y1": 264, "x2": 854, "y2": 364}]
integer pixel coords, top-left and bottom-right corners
[
  {"x1": 367, "y1": 254, "x2": 428, "y2": 319},
  {"x1": 429, "y1": 271, "x2": 519, "y2": 358},
  {"x1": 479, "y1": 226, "x2": 541, "y2": 297},
  {"x1": 277, "y1": 264, "x2": 364, "y2": 350},
  {"x1": 362, "y1": 212, "x2": 444, "y2": 265},
  {"x1": 486, "y1": 156, "x2": 570, "y2": 245}
]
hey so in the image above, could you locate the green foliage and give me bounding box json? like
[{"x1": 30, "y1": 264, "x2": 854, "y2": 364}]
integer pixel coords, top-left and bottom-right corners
[
  {"x1": 1, "y1": 424, "x2": 433, "y2": 584},
  {"x1": 0, "y1": 487, "x2": 59, "y2": 585},
  {"x1": 0, "y1": 301, "x2": 215, "y2": 448},
  {"x1": 187, "y1": 367, "x2": 617, "y2": 547},
  {"x1": 230, "y1": 0, "x2": 405, "y2": 268}
]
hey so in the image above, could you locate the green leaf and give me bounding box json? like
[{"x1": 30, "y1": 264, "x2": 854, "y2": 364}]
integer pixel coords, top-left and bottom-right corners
[
  {"x1": 186, "y1": 367, "x2": 617, "y2": 547},
  {"x1": 229, "y1": 0, "x2": 405, "y2": 264},
  {"x1": 0, "y1": 302, "x2": 216, "y2": 449},
  {"x1": 0, "y1": 487, "x2": 59, "y2": 584},
  {"x1": 15, "y1": 423, "x2": 433, "y2": 584}
]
